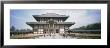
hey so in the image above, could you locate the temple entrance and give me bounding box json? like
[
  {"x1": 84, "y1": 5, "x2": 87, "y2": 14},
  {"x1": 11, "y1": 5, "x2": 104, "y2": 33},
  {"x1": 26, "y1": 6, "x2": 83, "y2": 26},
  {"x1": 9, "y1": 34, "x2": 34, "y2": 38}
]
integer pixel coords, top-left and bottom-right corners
[
  {"x1": 56, "y1": 29, "x2": 59, "y2": 33},
  {"x1": 49, "y1": 29, "x2": 54, "y2": 33},
  {"x1": 43, "y1": 29, "x2": 46, "y2": 34}
]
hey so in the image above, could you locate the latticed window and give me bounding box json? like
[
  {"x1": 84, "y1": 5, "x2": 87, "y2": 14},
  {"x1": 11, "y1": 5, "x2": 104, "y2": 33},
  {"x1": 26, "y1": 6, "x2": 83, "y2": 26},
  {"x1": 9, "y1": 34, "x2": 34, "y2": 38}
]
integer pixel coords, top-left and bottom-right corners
[
  {"x1": 41, "y1": 25, "x2": 43, "y2": 28},
  {"x1": 34, "y1": 29, "x2": 38, "y2": 32}
]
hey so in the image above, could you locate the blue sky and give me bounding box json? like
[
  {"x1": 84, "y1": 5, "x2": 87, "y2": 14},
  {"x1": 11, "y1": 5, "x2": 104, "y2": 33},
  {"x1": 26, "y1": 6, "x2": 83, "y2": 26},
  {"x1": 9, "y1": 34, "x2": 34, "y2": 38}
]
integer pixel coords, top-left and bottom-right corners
[{"x1": 10, "y1": 9, "x2": 101, "y2": 30}]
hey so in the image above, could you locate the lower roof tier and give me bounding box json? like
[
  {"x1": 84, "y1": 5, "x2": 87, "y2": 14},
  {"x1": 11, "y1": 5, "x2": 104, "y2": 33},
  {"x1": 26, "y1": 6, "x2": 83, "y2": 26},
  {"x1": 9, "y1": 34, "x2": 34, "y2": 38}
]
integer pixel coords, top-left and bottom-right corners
[
  {"x1": 26, "y1": 22, "x2": 75, "y2": 27},
  {"x1": 26, "y1": 22, "x2": 75, "y2": 25}
]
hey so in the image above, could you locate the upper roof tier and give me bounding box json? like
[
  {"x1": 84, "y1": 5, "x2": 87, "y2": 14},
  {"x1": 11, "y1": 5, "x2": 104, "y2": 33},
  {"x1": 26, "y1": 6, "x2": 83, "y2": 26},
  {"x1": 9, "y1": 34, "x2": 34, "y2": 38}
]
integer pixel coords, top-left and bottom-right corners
[
  {"x1": 33, "y1": 13, "x2": 69, "y2": 17},
  {"x1": 33, "y1": 13, "x2": 69, "y2": 21}
]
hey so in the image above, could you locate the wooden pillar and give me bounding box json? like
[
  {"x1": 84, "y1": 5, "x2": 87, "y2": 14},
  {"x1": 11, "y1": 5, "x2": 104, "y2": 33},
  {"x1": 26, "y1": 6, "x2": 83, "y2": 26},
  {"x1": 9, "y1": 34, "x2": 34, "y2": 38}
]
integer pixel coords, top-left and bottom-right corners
[
  {"x1": 38, "y1": 25, "x2": 39, "y2": 34},
  {"x1": 33, "y1": 25, "x2": 34, "y2": 33},
  {"x1": 68, "y1": 26, "x2": 69, "y2": 29}
]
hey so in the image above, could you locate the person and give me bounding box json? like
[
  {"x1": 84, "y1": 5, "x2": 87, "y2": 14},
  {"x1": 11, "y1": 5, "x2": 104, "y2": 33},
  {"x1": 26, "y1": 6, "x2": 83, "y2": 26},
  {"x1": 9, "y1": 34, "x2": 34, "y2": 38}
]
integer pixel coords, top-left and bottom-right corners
[
  {"x1": 44, "y1": 34, "x2": 45, "y2": 37},
  {"x1": 63, "y1": 33, "x2": 65, "y2": 37},
  {"x1": 65, "y1": 34, "x2": 67, "y2": 38}
]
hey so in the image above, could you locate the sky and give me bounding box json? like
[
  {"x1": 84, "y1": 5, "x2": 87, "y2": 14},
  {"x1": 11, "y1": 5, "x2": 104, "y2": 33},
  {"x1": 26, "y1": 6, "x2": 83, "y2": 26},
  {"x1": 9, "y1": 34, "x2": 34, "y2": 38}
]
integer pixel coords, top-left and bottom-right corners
[{"x1": 10, "y1": 9, "x2": 101, "y2": 30}]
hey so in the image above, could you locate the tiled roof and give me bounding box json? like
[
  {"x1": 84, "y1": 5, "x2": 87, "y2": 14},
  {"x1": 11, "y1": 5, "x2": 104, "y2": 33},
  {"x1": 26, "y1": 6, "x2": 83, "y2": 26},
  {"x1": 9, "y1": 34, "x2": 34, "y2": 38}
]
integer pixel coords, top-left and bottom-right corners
[
  {"x1": 33, "y1": 13, "x2": 69, "y2": 17},
  {"x1": 26, "y1": 22, "x2": 75, "y2": 25}
]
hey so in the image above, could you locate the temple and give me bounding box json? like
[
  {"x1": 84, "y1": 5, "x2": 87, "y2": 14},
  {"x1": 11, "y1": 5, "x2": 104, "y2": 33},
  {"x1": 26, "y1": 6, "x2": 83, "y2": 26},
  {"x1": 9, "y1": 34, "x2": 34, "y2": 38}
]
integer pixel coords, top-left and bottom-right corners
[{"x1": 26, "y1": 13, "x2": 75, "y2": 34}]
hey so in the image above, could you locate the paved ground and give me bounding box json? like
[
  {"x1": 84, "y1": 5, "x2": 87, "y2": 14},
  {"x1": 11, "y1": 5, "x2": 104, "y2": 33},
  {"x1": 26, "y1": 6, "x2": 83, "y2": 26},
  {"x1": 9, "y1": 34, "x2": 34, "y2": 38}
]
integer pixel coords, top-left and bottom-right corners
[
  {"x1": 35, "y1": 33, "x2": 77, "y2": 39},
  {"x1": 10, "y1": 33, "x2": 101, "y2": 39}
]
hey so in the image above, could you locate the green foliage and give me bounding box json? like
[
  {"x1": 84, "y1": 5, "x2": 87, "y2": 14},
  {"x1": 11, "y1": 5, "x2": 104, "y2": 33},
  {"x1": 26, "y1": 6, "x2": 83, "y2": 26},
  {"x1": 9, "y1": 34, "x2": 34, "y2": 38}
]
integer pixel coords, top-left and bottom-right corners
[
  {"x1": 10, "y1": 26, "x2": 32, "y2": 32},
  {"x1": 86, "y1": 23, "x2": 101, "y2": 30},
  {"x1": 10, "y1": 26, "x2": 16, "y2": 31},
  {"x1": 73, "y1": 23, "x2": 101, "y2": 30}
]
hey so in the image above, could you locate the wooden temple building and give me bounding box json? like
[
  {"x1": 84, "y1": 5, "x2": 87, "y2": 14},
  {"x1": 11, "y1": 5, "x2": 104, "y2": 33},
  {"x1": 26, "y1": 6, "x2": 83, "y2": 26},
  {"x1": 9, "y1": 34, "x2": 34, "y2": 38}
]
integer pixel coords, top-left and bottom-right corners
[{"x1": 26, "y1": 13, "x2": 75, "y2": 34}]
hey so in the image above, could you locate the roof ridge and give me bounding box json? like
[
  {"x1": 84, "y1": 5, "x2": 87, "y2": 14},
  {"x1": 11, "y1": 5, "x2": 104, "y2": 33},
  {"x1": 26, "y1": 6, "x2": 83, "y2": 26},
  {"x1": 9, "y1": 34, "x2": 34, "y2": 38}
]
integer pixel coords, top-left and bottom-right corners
[{"x1": 33, "y1": 13, "x2": 69, "y2": 17}]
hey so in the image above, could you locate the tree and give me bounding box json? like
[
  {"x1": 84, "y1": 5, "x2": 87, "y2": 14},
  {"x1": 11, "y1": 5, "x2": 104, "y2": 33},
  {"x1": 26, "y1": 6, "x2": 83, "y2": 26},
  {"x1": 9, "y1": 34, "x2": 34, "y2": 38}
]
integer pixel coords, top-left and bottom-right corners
[
  {"x1": 10, "y1": 26, "x2": 16, "y2": 31},
  {"x1": 86, "y1": 23, "x2": 101, "y2": 30},
  {"x1": 72, "y1": 23, "x2": 101, "y2": 30}
]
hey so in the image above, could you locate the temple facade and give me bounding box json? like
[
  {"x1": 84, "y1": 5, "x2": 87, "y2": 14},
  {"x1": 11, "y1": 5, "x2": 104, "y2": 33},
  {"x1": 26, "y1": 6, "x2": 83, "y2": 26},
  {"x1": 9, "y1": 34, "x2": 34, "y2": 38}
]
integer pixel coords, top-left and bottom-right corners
[{"x1": 26, "y1": 13, "x2": 75, "y2": 34}]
